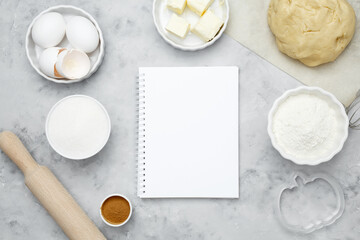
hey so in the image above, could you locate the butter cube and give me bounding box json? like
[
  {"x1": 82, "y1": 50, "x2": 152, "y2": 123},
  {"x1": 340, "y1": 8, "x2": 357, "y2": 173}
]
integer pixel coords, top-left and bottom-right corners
[
  {"x1": 165, "y1": 14, "x2": 190, "y2": 38},
  {"x1": 187, "y1": 0, "x2": 214, "y2": 16},
  {"x1": 192, "y1": 10, "x2": 224, "y2": 41},
  {"x1": 167, "y1": 0, "x2": 187, "y2": 15}
]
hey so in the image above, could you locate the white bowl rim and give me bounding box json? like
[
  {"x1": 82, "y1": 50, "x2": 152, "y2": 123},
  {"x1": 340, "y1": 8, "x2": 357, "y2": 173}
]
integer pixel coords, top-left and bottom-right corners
[
  {"x1": 45, "y1": 95, "x2": 111, "y2": 160},
  {"x1": 152, "y1": 0, "x2": 230, "y2": 51},
  {"x1": 99, "y1": 194, "x2": 133, "y2": 227},
  {"x1": 25, "y1": 5, "x2": 105, "y2": 84},
  {"x1": 267, "y1": 86, "x2": 349, "y2": 166}
]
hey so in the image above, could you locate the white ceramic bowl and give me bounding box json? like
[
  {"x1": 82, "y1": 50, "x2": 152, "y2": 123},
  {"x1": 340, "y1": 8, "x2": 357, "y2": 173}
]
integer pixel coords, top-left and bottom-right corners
[
  {"x1": 26, "y1": 5, "x2": 105, "y2": 83},
  {"x1": 100, "y1": 194, "x2": 133, "y2": 227},
  {"x1": 45, "y1": 95, "x2": 111, "y2": 160},
  {"x1": 153, "y1": 0, "x2": 229, "y2": 51},
  {"x1": 268, "y1": 86, "x2": 349, "y2": 165}
]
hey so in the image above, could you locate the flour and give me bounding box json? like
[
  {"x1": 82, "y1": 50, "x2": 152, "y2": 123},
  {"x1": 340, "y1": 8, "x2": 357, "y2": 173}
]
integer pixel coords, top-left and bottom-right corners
[
  {"x1": 272, "y1": 93, "x2": 341, "y2": 160},
  {"x1": 46, "y1": 95, "x2": 110, "y2": 159}
]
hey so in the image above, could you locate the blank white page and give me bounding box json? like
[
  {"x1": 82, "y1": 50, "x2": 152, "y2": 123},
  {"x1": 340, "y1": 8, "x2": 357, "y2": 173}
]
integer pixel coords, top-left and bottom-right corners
[{"x1": 138, "y1": 67, "x2": 239, "y2": 198}]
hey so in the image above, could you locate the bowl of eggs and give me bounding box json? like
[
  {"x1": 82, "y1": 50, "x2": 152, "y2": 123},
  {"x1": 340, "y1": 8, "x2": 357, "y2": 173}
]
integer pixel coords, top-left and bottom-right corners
[{"x1": 26, "y1": 5, "x2": 105, "y2": 83}]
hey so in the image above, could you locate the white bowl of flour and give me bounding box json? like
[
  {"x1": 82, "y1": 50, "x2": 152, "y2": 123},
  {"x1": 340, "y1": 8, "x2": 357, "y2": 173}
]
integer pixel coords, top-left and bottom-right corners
[
  {"x1": 46, "y1": 95, "x2": 111, "y2": 160},
  {"x1": 268, "y1": 87, "x2": 348, "y2": 165}
]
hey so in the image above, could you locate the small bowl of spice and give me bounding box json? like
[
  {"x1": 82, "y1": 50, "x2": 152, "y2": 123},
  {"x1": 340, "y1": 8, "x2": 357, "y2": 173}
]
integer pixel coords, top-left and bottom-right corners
[{"x1": 100, "y1": 194, "x2": 132, "y2": 227}]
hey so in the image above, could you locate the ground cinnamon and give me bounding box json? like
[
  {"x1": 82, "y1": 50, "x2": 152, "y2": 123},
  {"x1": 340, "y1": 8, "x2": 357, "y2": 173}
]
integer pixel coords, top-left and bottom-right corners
[{"x1": 101, "y1": 196, "x2": 131, "y2": 225}]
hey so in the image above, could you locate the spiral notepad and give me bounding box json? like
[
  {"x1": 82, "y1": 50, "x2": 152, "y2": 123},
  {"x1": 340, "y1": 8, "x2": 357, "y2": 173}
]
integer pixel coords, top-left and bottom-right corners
[{"x1": 137, "y1": 67, "x2": 239, "y2": 198}]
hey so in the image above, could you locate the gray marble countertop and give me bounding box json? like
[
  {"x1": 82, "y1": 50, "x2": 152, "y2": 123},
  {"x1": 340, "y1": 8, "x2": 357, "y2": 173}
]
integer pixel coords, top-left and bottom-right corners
[{"x1": 1, "y1": 0, "x2": 359, "y2": 239}]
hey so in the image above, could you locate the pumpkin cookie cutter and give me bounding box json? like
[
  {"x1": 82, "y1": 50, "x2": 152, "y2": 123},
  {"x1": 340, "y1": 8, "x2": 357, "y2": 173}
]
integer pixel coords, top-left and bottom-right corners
[{"x1": 276, "y1": 172, "x2": 345, "y2": 234}]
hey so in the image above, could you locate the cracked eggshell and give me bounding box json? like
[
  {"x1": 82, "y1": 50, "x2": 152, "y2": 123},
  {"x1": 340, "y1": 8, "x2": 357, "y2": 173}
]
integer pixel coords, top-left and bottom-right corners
[
  {"x1": 66, "y1": 16, "x2": 100, "y2": 53},
  {"x1": 56, "y1": 49, "x2": 91, "y2": 79},
  {"x1": 32, "y1": 12, "x2": 66, "y2": 48},
  {"x1": 39, "y1": 47, "x2": 64, "y2": 78}
]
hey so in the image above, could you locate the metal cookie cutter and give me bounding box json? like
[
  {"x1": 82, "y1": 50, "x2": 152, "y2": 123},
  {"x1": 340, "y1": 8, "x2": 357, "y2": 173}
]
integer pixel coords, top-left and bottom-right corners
[{"x1": 276, "y1": 172, "x2": 345, "y2": 234}]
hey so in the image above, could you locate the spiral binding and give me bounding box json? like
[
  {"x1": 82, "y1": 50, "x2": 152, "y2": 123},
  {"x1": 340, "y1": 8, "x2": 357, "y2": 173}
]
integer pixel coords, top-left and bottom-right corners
[{"x1": 136, "y1": 73, "x2": 146, "y2": 196}]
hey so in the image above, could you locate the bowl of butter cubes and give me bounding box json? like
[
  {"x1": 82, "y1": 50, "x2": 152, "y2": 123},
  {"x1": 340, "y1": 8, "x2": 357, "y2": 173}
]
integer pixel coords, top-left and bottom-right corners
[{"x1": 153, "y1": 0, "x2": 229, "y2": 51}]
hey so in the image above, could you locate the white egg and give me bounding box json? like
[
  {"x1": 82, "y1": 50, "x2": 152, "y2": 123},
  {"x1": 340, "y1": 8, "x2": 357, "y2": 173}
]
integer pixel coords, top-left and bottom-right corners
[
  {"x1": 56, "y1": 49, "x2": 91, "y2": 79},
  {"x1": 32, "y1": 12, "x2": 66, "y2": 48},
  {"x1": 66, "y1": 16, "x2": 100, "y2": 53},
  {"x1": 39, "y1": 47, "x2": 64, "y2": 78}
]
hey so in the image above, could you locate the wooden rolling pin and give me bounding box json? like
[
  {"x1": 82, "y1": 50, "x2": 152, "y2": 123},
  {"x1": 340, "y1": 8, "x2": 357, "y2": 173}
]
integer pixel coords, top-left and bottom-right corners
[{"x1": 0, "y1": 131, "x2": 106, "y2": 240}]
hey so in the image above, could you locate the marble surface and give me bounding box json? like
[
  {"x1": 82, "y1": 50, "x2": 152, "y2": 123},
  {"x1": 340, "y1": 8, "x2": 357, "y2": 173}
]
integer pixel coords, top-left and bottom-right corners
[{"x1": 0, "y1": 0, "x2": 360, "y2": 239}]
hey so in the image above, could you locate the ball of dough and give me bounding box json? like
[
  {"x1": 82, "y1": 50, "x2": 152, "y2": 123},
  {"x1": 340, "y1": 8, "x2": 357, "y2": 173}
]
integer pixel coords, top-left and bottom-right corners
[{"x1": 268, "y1": 0, "x2": 356, "y2": 67}]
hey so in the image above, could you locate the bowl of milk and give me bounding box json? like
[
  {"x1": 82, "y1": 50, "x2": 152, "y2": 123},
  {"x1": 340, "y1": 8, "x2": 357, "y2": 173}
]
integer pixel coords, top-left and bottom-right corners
[{"x1": 268, "y1": 87, "x2": 349, "y2": 165}]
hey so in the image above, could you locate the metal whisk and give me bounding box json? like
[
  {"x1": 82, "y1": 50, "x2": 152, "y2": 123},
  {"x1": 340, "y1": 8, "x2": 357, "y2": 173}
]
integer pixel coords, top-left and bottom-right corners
[{"x1": 347, "y1": 90, "x2": 360, "y2": 129}]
